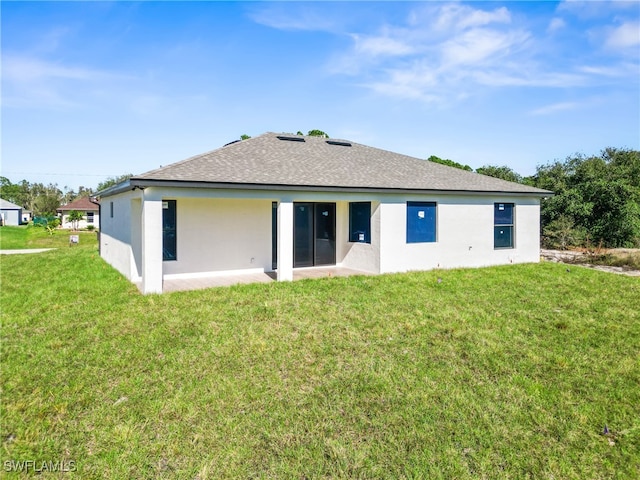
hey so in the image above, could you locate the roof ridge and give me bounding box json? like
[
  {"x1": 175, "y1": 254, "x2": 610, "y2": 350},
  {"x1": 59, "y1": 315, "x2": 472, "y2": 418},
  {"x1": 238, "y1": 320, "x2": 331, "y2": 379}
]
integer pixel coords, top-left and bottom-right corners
[
  {"x1": 132, "y1": 133, "x2": 272, "y2": 179},
  {"x1": 126, "y1": 131, "x2": 552, "y2": 196}
]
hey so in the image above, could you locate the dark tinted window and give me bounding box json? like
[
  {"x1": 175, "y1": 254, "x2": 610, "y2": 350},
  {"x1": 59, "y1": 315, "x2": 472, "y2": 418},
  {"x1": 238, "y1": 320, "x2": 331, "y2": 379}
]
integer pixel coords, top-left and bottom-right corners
[
  {"x1": 349, "y1": 202, "x2": 371, "y2": 243},
  {"x1": 163, "y1": 200, "x2": 177, "y2": 261}
]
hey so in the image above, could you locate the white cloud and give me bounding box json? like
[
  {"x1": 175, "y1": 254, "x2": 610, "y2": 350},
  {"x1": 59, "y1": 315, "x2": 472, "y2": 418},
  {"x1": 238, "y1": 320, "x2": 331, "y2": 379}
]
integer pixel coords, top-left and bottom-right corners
[
  {"x1": 352, "y1": 34, "x2": 414, "y2": 57},
  {"x1": 547, "y1": 17, "x2": 566, "y2": 33},
  {"x1": 3, "y1": 55, "x2": 105, "y2": 83},
  {"x1": 364, "y1": 62, "x2": 440, "y2": 102},
  {"x1": 578, "y1": 63, "x2": 638, "y2": 76},
  {"x1": 253, "y1": 2, "x2": 638, "y2": 106},
  {"x1": 366, "y1": 80, "x2": 441, "y2": 103},
  {"x1": 529, "y1": 101, "x2": 582, "y2": 116},
  {"x1": 472, "y1": 69, "x2": 588, "y2": 88},
  {"x1": 441, "y1": 28, "x2": 529, "y2": 66},
  {"x1": 605, "y1": 21, "x2": 640, "y2": 49},
  {"x1": 428, "y1": 4, "x2": 511, "y2": 31},
  {"x1": 1, "y1": 54, "x2": 132, "y2": 109},
  {"x1": 248, "y1": 4, "x2": 343, "y2": 32},
  {"x1": 330, "y1": 4, "x2": 536, "y2": 104}
]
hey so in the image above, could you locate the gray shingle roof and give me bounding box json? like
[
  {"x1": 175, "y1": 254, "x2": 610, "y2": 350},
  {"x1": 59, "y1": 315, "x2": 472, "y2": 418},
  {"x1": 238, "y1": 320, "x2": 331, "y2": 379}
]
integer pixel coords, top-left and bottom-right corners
[
  {"x1": 0, "y1": 198, "x2": 22, "y2": 210},
  {"x1": 132, "y1": 132, "x2": 551, "y2": 195}
]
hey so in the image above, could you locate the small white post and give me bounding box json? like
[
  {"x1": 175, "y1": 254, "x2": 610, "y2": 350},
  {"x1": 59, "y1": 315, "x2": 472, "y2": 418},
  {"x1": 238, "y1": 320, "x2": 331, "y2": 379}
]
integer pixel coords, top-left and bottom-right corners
[
  {"x1": 141, "y1": 197, "x2": 163, "y2": 294},
  {"x1": 277, "y1": 201, "x2": 294, "y2": 281}
]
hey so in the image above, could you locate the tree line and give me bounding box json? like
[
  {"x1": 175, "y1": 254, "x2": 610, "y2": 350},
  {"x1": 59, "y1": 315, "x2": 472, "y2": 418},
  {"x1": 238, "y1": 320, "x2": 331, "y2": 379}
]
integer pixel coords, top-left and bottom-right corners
[
  {"x1": 0, "y1": 174, "x2": 132, "y2": 217},
  {"x1": 2, "y1": 143, "x2": 638, "y2": 249},
  {"x1": 431, "y1": 148, "x2": 640, "y2": 249}
]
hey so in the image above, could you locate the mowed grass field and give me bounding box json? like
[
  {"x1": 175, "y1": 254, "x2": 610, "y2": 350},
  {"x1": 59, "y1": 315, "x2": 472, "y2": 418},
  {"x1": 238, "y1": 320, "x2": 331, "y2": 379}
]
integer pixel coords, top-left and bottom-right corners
[{"x1": 1, "y1": 226, "x2": 639, "y2": 478}]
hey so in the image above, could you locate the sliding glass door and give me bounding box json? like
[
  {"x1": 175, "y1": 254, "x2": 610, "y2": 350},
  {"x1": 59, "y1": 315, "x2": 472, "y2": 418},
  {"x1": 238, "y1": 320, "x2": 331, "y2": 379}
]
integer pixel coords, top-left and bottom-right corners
[{"x1": 292, "y1": 202, "x2": 336, "y2": 268}]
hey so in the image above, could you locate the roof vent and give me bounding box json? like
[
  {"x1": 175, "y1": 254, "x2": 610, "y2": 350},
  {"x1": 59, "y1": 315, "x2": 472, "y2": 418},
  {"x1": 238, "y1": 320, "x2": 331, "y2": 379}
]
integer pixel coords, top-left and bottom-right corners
[
  {"x1": 277, "y1": 136, "x2": 306, "y2": 142},
  {"x1": 326, "y1": 140, "x2": 352, "y2": 147}
]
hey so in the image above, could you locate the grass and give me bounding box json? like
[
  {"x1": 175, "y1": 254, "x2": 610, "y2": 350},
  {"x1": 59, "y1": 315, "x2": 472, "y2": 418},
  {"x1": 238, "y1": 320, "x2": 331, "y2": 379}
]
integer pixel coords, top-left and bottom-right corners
[
  {"x1": 0, "y1": 225, "x2": 97, "y2": 250},
  {"x1": 0, "y1": 226, "x2": 30, "y2": 250},
  {"x1": 1, "y1": 227, "x2": 639, "y2": 478}
]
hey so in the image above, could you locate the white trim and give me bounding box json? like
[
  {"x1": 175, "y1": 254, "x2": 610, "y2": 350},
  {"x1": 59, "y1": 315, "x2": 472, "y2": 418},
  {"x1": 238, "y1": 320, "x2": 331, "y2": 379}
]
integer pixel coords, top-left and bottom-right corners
[
  {"x1": 277, "y1": 201, "x2": 294, "y2": 281},
  {"x1": 163, "y1": 267, "x2": 266, "y2": 280},
  {"x1": 293, "y1": 263, "x2": 344, "y2": 272}
]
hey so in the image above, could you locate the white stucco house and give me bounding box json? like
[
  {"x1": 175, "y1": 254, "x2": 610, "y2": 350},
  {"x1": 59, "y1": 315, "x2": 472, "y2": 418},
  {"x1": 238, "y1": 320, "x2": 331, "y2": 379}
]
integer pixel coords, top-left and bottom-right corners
[
  {"x1": 22, "y1": 210, "x2": 32, "y2": 224},
  {"x1": 97, "y1": 132, "x2": 552, "y2": 294},
  {"x1": 57, "y1": 196, "x2": 100, "y2": 229},
  {"x1": 0, "y1": 198, "x2": 23, "y2": 226}
]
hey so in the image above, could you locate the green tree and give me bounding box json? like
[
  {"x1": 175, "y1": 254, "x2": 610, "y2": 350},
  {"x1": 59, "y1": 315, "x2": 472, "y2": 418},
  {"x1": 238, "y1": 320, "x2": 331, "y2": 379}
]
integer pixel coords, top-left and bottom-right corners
[
  {"x1": 0, "y1": 177, "x2": 24, "y2": 205},
  {"x1": 96, "y1": 174, "x2": 133, "y2": 193},
  {"x1": 476, "y1": 165, "x2": 523, "y2": 183},
  {"x1": 427, "y1": 155, "x2": 472, "y2": 171},
  {"x1": 67, "y1": 210, "x2": 84, "y2": 231},
  {"x1": 30, "y1": 183, "x2": 62, "y2": 216},
  {"x1": 542, "y1": 215, "x2": 585, "y2": 250},
  {"x1": 583, "y1": 180, "x2": 640, "y2": 247},
  {"x1": 533, "y1": 148, "x2": 640, "y2": 248},
  {"x1": 240, "y1": 134, "x2": 251, "y2": 140},
  {"x1": 307, "y1": 129, "x2": 329, "y2": 138}
]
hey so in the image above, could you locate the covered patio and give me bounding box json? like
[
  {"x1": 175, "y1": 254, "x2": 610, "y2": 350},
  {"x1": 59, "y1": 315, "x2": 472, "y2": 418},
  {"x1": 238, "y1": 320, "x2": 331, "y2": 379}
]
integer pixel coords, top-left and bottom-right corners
[{"x1": 148, "y1": 266, "x2": 372, "y2": 294}]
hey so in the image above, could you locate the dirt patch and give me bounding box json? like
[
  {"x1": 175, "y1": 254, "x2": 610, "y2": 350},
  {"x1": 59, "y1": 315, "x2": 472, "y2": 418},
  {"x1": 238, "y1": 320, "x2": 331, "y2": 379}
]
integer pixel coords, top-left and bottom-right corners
[{"x1": 541, "y1": 249, "x2": 640, "y2": 277}]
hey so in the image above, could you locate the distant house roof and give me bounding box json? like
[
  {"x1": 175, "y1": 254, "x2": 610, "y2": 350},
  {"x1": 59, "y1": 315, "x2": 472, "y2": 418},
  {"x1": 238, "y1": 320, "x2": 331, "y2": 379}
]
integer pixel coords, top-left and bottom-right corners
[
  {"x1": 57, "y1": 196, "x2": 99, "y2": 212},
  {"x1": 103, "y1": 132, "x2": 552, "y2": 196},
  {"x1": 0, "y1": 198, "x2": 22, "y2": 210}
]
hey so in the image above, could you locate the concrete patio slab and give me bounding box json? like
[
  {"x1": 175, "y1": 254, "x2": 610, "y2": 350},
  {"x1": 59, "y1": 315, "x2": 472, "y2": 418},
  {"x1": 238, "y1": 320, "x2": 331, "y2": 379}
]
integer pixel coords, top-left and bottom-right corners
[{"x1": 155, "y1": 266, "x2": 372, "y2": 293}]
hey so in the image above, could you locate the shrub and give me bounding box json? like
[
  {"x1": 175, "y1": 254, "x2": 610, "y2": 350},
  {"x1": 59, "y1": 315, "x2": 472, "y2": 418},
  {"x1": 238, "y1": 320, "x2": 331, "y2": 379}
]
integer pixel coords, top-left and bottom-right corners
[{"x1": 542, "y1": 215, "x2": 586, "y2": 249}]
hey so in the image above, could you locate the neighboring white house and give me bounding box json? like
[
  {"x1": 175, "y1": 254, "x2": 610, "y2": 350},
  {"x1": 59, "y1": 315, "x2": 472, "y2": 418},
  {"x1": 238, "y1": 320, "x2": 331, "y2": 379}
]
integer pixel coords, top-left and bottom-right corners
[
  {"x1": 22, "y1": 210, "x2": 33, "y2": 224},
  {"x1": 0, "y1": 198, "x2": 23, "y2": 226},
  {"x1": 97, "y1": 132, "x2": 552, "y2": 294},
  {"x1": 57, "y1": 197, "x2": 100, "y2": 229}
]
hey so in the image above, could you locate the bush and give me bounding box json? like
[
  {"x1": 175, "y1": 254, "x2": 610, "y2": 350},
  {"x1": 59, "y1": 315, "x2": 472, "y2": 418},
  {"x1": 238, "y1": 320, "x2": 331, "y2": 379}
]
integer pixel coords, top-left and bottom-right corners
[{"x1": 542, "y1": 215, "x2": 586, "y2": 250}]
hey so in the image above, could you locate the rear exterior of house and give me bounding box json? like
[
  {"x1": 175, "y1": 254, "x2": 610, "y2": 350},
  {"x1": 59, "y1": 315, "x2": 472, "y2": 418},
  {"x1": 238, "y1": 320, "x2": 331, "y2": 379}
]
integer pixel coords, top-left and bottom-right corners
[{"x1": 97, "y1": 133, "x2": 551, "y2": 294}]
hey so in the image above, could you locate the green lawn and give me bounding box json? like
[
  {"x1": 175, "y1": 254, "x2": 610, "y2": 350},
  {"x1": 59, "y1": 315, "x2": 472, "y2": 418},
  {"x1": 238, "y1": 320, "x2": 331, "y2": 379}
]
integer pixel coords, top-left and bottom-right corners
[
  {"x1": 0, "y1": 226, "x2": 30, "y2": 250},
  {"x1": 1, "y1": 229, "x2": 639, "y2": 478},
  {"x1": 0, "y1": 225, "x2": 97, "y2": 250}
]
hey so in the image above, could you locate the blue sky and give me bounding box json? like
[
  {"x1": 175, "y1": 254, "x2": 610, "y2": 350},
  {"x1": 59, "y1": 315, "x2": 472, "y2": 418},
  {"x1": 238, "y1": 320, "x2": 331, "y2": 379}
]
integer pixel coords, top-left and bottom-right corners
[{"x1": 2, "y1": 1, "x2": 639, "y2": 191}]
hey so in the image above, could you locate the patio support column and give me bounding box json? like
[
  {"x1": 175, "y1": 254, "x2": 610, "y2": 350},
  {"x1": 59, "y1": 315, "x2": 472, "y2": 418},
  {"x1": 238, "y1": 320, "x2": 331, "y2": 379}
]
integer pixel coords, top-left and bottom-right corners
[
  {"x1": 277, "y1": 200, "x2": 294, "y2": 281},
  {"x1": 141, "y1": 196, "x2": 163, "y2": 294}
]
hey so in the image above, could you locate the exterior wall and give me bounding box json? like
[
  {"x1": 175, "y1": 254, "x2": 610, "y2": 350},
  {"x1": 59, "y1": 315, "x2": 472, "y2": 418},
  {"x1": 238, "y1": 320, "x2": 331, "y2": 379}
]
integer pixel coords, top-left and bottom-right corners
[
  {"x1": 162, "y1": 197, "x2": 273, "y2": 277},
  {"x1": 338, "y1": 200, "x2": 381, "y2": 273},
  {"x1": 98, "y1": 185, "x2": 542, "y2": 293},
  {"x1": 0, "y1": 209, "x2": 21, "y2": 226},
  {"x1": 130, "y1": 199, "x2": 142, "y2": 280},
  {"x1": 378, "y1": 194, "x2": 540, "y2": 274},
  {"x1": 99, "y1": 191, "x2": 138, "y2": 281}
]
